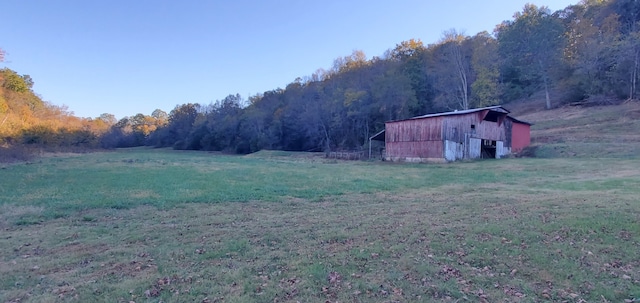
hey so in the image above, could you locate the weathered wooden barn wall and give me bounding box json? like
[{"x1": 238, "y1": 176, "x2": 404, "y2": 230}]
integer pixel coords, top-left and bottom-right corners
[
  {"x1": 441, "y1": 112, "x2": 508, "y2": 144},
  {"x1": 386, "y1": 140, "x2": 444, "y2": 161},
  {"x1": 503, "y1": 119, "x2": 514, "y2": 148},
  {"x1": 381, "y1": 106, "x2": 530, "y2": 162},
  {"x1": 385, "y1": 116, "x2": 445, "y2": 160},
  {"x1": 441, "y1": 111, "x2": 510, "y2": 160},
  {"x1": 385, "y1": 116, "x2": 443, "y2": 142}
]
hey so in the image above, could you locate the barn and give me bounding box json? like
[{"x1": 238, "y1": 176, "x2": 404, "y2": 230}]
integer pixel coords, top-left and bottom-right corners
[{"x1": 369, "y1": 106, "x2": 531, "y2": 162}]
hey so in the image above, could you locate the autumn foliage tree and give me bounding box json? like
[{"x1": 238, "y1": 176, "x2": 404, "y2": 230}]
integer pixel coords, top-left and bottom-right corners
[
  {"x1": 3, "y1": 0, "x2": 639, "y2": 157},
  {"x1": 496, "y1": 4, "x2": 566, "y2": 109},
  {"x1": 126, "y1": 0, "x2": 640, "y2": 154},
  {"x1": 0, "y1": 67, "x2": 107, "y2": 154}
]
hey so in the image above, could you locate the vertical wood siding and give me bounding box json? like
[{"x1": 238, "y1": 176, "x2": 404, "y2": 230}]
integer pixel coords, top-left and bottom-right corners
[
  {"x1": 386, "y1": 141, "x2": 444, "y2": 159},
  {"x1": 442, "y1": 114, "x2": 508, "y2": 144},
  {"x1": 385, "y1": 117, "x2": 444, "y2": 159},
  {"x1": 386, "y1": 117, "x2": 443, "y2": 142},
  {"x1": 385, "y1": 110, "x2": 525, "y2": 161}
]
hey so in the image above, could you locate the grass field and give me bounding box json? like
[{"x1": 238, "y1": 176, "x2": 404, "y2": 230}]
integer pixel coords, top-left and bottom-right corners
[
  {"x1": 517, "y1": 101, "x2": 640, "y2": 158},
  {"x1": 1, "y1": 147, "x2": 639, "y2": 302}
]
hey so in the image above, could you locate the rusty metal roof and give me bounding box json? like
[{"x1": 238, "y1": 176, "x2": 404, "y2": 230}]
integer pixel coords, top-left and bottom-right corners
[{"x1": 402, "y1": 105, "x2": 510, "y2": 121}]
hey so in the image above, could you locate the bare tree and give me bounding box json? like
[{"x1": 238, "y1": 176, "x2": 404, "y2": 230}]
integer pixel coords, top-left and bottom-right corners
[{"x1": 432, "y1": 29, "x2": 472, "y2": 110}]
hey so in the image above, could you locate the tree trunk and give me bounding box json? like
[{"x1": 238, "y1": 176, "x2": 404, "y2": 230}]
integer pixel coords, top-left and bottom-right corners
[
  {"x1": 362, "y1": 121, "x2": 369, "y2": 148},
  {"x1": 544, "y1": 80, "x2": 551, "y2": 109},
  {"x1": 458, "y1": 64, "x2": 469, "y2": 110},
  {"x1": 321, "y1": 123, "x2": 331, "y2": 156},
  {"x1": 540, "y1": 60, "x2": 552, "y2": 109},
  {"x1": 632, "y1": 49, "x2": 639, "y2": 100},
  {"x1": 453, "y1": 42, "x2": 469, "y2": 110}
]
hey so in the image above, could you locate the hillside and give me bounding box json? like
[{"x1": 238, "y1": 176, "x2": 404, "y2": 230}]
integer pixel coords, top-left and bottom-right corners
[
  {"x1": 509, "y1": 100, "x2": 640, "y2": 158},
  {"x1": 0, "y1": 68, "x2": 109, "y2": 153},
  {"x1": 3, "y1": 1, "x2": 640, "y2": 155},
  {"x1": 97, "y1": 1, "x2": 640, "y2": 153}
]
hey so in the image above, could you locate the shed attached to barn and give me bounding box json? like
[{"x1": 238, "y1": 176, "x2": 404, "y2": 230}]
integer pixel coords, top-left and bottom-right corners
[{"x1": 370, "y1": 106, "x2": 531, "y2": 162}]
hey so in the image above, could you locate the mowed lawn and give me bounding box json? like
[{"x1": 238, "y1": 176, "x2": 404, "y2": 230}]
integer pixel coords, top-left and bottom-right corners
[{"x1": 1, "y1": 148, "x2": 639, "y2": 302}]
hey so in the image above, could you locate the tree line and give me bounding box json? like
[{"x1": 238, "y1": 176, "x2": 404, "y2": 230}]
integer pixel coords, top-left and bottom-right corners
[
  {"x1": 2, "y1": 0, "x2": 639, "y2": 156},
  {"x1": 0, "y1": 68, "x2": 107, "y2": 150}
]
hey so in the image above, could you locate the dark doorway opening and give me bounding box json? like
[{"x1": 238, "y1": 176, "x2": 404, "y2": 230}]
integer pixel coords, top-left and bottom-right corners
[{"x1": 481, "y1": 139, "x2": 496, "y2": 158}]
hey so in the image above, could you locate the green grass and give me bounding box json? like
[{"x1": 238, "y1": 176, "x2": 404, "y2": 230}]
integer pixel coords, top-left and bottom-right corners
[
  {"x1": 525, "y1": 102, "x2": 640, "y2": 158},
  {"x1": 0, "y1": 148, "x2": 554, "y2": 214},
  {"x1": 1, "y1": 148, "x2": 639, "y2": 302}
]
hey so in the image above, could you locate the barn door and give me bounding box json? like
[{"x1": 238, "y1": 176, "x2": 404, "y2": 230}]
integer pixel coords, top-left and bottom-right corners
[
  {"x1": 496, "y1": 141, "x2": 504, "y2": 158},
  {"x1": 444, "y1": 140, "x2": 456, "y2": 161},
  {"x1": 468, "y1": 138, "x2": 481, "y2": 159}
]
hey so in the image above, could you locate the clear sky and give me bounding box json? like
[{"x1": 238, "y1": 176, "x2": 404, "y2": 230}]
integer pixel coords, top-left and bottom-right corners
[{"x1": 1, "y1": 0, "x2": 577, "y2": 119}]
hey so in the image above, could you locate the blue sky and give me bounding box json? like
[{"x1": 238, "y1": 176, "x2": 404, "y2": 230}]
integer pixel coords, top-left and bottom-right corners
[{"x1": 1, "y1": 0, "x2": 577, "y2": 119}]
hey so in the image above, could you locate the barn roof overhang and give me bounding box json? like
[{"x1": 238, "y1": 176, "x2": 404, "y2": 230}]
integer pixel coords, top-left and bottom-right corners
[
  {"x1": 507, "y1": 116, "x2": 533, "y2": 126},
  {"x1": 369, "y1": 129, "x2": 385, "y2": 141},
  {"x1": 388, "y1": 105, "x2": 511, "y2": 123}
]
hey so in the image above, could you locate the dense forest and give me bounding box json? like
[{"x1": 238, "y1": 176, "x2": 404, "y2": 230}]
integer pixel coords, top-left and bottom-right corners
[{"x1": 1, "y1": 0, "x2": 639, "y2": 157}]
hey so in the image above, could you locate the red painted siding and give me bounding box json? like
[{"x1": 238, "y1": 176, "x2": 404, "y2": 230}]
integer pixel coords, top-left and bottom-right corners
[{"x1": 511, "y1": 122, "x2": 530, "y2": 152}]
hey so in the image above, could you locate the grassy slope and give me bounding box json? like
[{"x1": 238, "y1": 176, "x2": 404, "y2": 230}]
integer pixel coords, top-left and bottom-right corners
[
  {"x1": 1, "y1": 103, "x2": 639, "y2": 302},
  {"x1": 511, "y1": 100, "x2": 640, "y2": 158}
]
